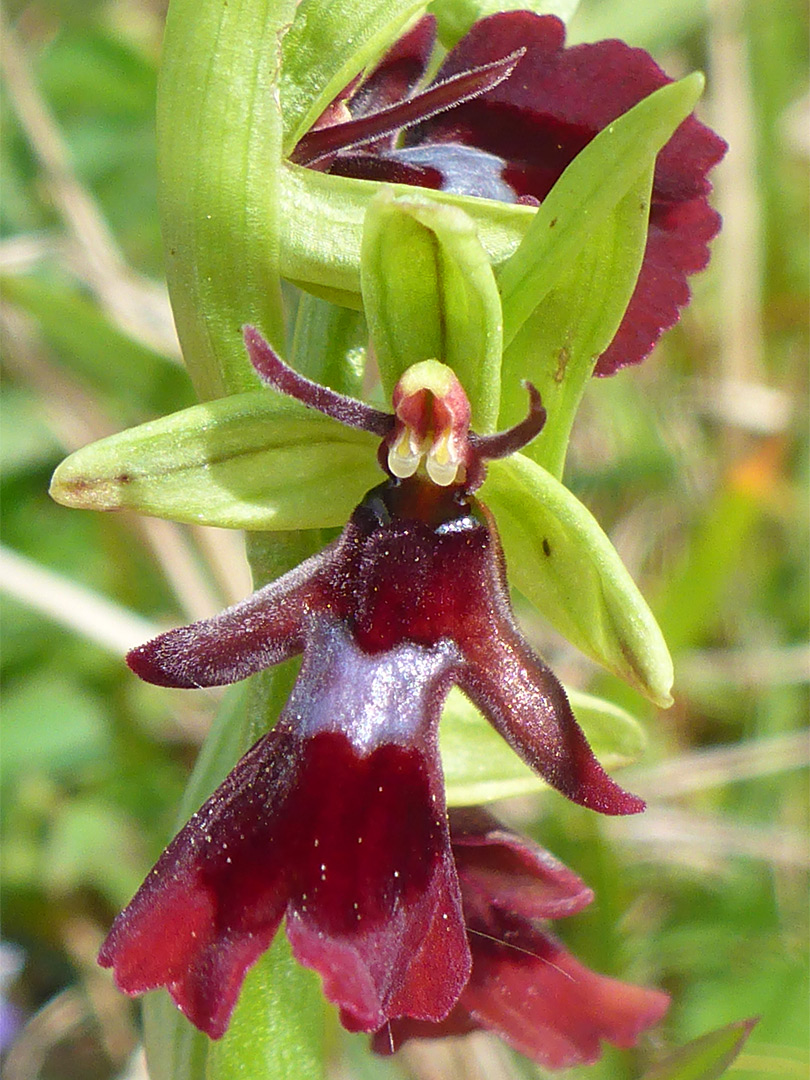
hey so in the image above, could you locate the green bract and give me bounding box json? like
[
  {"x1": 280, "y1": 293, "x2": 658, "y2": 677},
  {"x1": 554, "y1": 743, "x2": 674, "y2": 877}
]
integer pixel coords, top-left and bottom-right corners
[
  {"x1": 483, "y1": 454, "x2": 674, "y2": 706},
  {"x1": 49, "y1": 391, "x2": 380, "y2": 531}
]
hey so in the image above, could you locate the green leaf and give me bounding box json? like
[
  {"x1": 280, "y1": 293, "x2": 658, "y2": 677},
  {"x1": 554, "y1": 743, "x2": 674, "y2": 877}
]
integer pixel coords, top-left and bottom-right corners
[
  {"x1": 441, "y1": 686, "x2": 645, "y2": 806},
  {"x1": 157, "y1": 0, "x2": 296, "y2": 398},
  {"x1": 361, "y1": 191, "x2": 503, "y2": 431},
  {"x1": 641, "y1": 1019, "x2": 758, "y2": 1080},
  {"x1": 278, "y1": 160, "x2": 535, "y2": 306},
  {"x1": 496, "y1": 74, "x2": 705, "y2": 352},
  {"x1": 429, "y1": 0, "x2": 581, "y2": 50},
  {"x1": 280, "y1": 0, "x2": 429, "y2": 152},
  {"x1": 500, "y1": 167, "x2": 654, "y2": 478},
  {"x1": 481, "y1": 453, "x2": 673, "y2": 705},
  {"x1": 49, "y1": 391, "x2": 380, "y2": 530},
  {"x1": 207, "y1": 933, "x2": 325, "y2": 1080}
]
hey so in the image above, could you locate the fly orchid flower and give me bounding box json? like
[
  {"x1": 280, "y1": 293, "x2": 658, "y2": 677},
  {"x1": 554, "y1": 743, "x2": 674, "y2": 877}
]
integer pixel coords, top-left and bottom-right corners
[
  {"x1": 98, "y1": 328, "x2": 644, "y2": 1039},
  {"x1": 292, "y1": 11, "x2": 727, "y2": 373},
  {"x1": 375, "y1": 808, "x2": 670, "y2": 1068}
]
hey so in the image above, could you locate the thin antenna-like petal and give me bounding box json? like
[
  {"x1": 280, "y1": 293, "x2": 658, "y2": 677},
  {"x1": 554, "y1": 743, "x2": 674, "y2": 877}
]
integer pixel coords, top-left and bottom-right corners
[
  {"x1": 127, "y1": 544, "x2": 338, "y2": 688},
  {"x1": 243, "y1": 326, "x2": 394, "y2": 437}
]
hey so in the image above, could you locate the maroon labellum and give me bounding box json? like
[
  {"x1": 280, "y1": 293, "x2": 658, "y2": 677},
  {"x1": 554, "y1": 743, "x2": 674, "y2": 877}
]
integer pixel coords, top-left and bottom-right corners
[
  {"x1": 99, "y1": 329, "x2": 645, "y2": 1041},
  {"x1": 375, "y1": 809, "x2": 670, "y2": 1067}
]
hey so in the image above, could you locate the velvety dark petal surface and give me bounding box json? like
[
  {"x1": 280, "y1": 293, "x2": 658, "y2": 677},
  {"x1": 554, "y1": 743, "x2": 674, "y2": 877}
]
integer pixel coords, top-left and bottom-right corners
[
  {"x1": 378, "y1": 917, "x2": 669, "y2": 1067},
  {"x1": 105, "y1": 614, "x2": 469, "y2": 1037},
  {"x1": 449, "y1": 807, "x2": 593, "y2": 920},
  {"x1": 405, "y1": 12, "x2": 726, "y2": 370},
  {"x1": 97, "y1": 727, "x2": 295, "y2": 1037},
  {"x1": 457, "y1": 623, "x2": 644, "y2": 814},
  {"x1": 126, "y1": 544, "x2": 336, "y2": 688},
  {"x1": 374, "y1": 813, "x2": 669, "y2": 1065},
  {"x1": 595, "y1": 198, "x2": 722, "y2": 374},
  {"x1": 339, "y1": 479, "x2": 642, "y2": 813}
]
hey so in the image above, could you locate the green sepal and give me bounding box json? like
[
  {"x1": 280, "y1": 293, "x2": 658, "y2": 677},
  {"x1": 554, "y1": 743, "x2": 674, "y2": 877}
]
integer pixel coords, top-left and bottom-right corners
[
  {"x1": 157, "y1": 0, "x2": 296, "y2": 399},
  {"x1": 441, "y1": 686, "x2": 645, "y2": 806},
  {"x1": 49, "y1": 392, "x2": 380, "y2": 530},
  {"x1": 280, "y1": 0, "x2": 429, "y2": 153},
  {"x1": 481, "y1": 454, "x2": 674, "y2": 706},
  {"x1": 361, "y1": 191, "x2": 503, "y2": 431},
  {"x1": 500, "y1": 167, "x2": 654, "y2": 478},
  {"x1": 495, "y1": 74, "x2": 705, "y2": 352},
  {"x1": 641, "y1": 1018, "x2": 758, "y2": 1080},
  {"x1": 278, "y1": 161, "x2": 534, "y2": 306},
  {"x1": 429, "y1": 0, "x2": 581, "y2": 50}
]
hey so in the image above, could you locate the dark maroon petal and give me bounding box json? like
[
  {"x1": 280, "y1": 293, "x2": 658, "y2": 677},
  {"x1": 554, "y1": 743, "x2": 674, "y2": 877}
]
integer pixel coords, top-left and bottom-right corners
[
  {"x1": 464, "y1": 919, "x2": 670, "y2": 1066},
  {"x1": 449, "y1": 510, "x2": 644, "y2": 815},
  {"x1": 410, "y1": 12, "x2": 726, "y2": 369},
  {"x1": 328, "y1": 150, "x2": 445, "y2": 188},
  {"x1": 280, "y1": 622, "x2": 469, "y2": 1029},
  {"x1": 449, "y1": 808, "x2": 593, "y2": 920},
  {"x1": 456, "y1": 622, "x2": 644, "y2": 815},
  {"x1": 294, "y1": 50, "x2": 524, "y2": 167},
  {"x1": 411, "y1": 916, "x2": 669, "y2": 1067},
  {"x1": 126, "y1": 543, "x2": 338, "y2": 688},
  {"x1": 350, "y1": 14, "x2": 437, "y2": 120},
  {"x1": 106, "y1": 616, "x2": 470, "y2": 1038},
  {"x1": 98, "y1": 727, "x2": 294, "y2": 1037},
  {"x1": 595, "y1": 198, "x2": 723, "y2": 374},
  {"x1": 243, "y1": 326, "x2": 393, "y2": 436}
]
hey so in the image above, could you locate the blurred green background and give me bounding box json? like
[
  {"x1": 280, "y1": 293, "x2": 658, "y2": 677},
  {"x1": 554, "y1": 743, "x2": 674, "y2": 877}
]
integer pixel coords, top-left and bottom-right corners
[{"x1": 1, "y1": 0, "x2": 807, "y2": 1077}]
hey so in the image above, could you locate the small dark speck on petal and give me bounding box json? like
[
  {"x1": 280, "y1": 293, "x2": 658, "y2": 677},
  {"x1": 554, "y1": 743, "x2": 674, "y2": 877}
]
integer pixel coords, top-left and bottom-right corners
[{"x1": 542, "y1": 538, "x2": 552, "y2": 557}]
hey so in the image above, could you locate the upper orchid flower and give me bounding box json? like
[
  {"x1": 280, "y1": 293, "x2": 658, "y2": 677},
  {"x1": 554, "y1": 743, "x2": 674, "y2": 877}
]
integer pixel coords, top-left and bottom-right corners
[
  {"x1": 98, "y1": 328, "x2": 643, "y2": 1040},
  {"x1": 375, "y1": 808, "x2": 670, "y2": 1068},
  {"x1": 292, "y1": 12, "x2": 727, "y2": 373}
]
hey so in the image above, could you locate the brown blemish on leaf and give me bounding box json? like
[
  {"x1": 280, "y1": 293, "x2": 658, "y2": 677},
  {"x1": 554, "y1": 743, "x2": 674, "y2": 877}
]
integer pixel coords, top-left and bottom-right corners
[{"x1": 554, "y1": 347, "x2": 569, "y2": 384}]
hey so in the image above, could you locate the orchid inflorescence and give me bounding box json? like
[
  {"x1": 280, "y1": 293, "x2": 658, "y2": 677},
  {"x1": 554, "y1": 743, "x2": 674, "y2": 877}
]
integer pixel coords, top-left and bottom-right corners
[
  {"x1": 99, "y1": 331, "x2": 663, "y2": 1064},
  {"x1": 47, "y1": 2, "x2": 727, "y2": 1070}
]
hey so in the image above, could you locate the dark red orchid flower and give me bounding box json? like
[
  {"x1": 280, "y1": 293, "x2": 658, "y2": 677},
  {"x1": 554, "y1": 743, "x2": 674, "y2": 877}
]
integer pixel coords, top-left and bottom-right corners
[
  {"x1": 99, "y1": 328, "x2": 644, "y2": 1039},
  {"x1": 374, "y1": 808, "x2": 670, "y2": 1067},
  {"x1": 292, "y1": 12, "x2": 727, "y2": 374}
]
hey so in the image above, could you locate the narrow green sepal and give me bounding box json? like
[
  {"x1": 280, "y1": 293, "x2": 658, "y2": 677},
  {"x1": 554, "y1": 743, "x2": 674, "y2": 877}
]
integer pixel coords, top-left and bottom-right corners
[
  {"x1": 441, "y1": 686, "x2": 646, "y2": 806},
  {"x1": 500, "y1": 167, "x2": 655, "y2": 478},
  {"x1": 278, "y1": 161, "x2": 534, "y2": 306},
  {"x1": 49, "y1": 392, "x2": 380, "y2": 531},
  {"x1": 495, "y1": 73, "x2": 705, "y2": 352},
  {"x1": 361, "y1": 190, "x2": 503, "y2": 431},
  {"x1": 482, "y1": 454, "x2": 674, "y2": 706}
]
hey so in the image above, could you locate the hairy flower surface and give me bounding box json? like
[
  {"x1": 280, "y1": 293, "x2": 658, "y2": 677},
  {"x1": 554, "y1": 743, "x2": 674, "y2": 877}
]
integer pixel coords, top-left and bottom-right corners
[
  {"x1": 293, "y1": 12, "x2": 727, "y2": 373},
  {"x1": 99, "y1": 329, "x2": 644, "y2": 1039},
  {"x1": 375, "y1": 808, "x2": 670, "y2": 1066}
]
